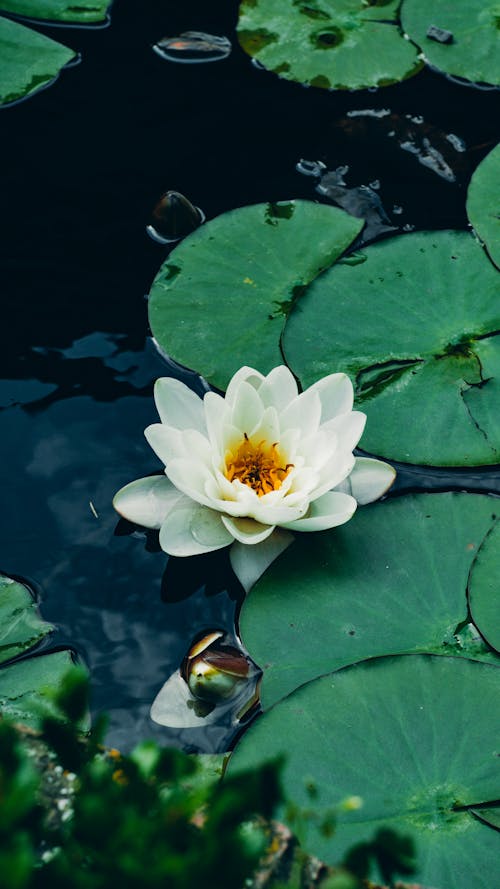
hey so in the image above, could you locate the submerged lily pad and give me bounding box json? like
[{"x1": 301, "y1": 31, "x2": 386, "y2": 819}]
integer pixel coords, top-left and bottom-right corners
[
  {"x1": 228, "y1": 655, "x2": 500, "y2": 889},
  {"x1": 0, "y1": 15, "x2": 75, "y2": 106},
  {"x1": 468, "y1": 520, "x2": 500, "y2": 653},
  {"x1": 149, "y1": 200, "x2": 362, "y2": 392},
  {"x1": 237, "y1": 0, "x2": 422, "y2": 90},
  {"x1": 0, "y1": 0, "x2": 110, "y2": 23},
  {"x1": 239, "y1": 494, "x2": 499, "y2": 709},
  {"x1": 283, "y1": 230, "x2": 500, "y2": 466},
  {"x1": 466, "y1": 144, "x2": 500, "y2": 270},
  {"x1": 0, "y1": 573, "x2": 53, "y2": 664},
  {"x1": 401, "y1": 0, "x2": 500, "y2": 86},
  {"x1": 0, "y1": 650, "x2": 77, "y2": 729}
]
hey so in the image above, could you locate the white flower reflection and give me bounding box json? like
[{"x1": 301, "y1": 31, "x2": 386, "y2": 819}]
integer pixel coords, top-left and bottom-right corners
[{"x1": 113, "y1": 366, "x2": 395, "y2": 590}]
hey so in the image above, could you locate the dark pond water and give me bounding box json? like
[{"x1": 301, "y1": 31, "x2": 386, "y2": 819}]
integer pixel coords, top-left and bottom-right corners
[{"x1": 2, "y1": 0, "x2": 500, "y2": 752}]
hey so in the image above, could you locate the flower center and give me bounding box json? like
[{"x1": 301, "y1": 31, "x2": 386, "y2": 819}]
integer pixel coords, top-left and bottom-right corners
[{"x1": 225, "y1": 434, "x2": 293, "y2": 496}]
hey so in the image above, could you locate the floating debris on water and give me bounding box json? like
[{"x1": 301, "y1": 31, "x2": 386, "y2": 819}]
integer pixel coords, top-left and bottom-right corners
[
  {"x1": 426, "y1": 24, "x2": 454, "y2": 45},
  {"x1": 446, "y1": 133, "x2": 467, "y2": 153},
  {"x1": 400, "y1": 136, "x2": 455, "y2": 182},
  {"x1": 316, "y1": 167, "x2": 397, "y2": 242},
  {"x1": 146, "y1": 190, "x2": 205, "y2": 244},
  {"x1": 295, "y1": 159, "x2": 326, "y2": 177},
  {"x1": 347, "y1": 108, "x2": 391, "y2": 119},
  {"x1": 153, "y1": 31, "x2": 231, "y2": 63}
]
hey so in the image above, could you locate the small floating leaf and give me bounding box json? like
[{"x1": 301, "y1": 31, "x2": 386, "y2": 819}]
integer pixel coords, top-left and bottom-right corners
[
  {"x1": 228, "y1": 655, "x2": 500, "y2": 889},
  {"x1": 153, "y1": 31, "x2": 231, "y2": 63},
  {"x1": 0, "y1": 0, "x2": 111, "y2": 23},
  {"x1": 468, "y1": 519, "x2": 500, "y2": 653},
  {"x1": 283, "y1": 230, "x2": 500, "y2": 466},
  {"x1": 239, "y1": 493, "x2": 499, "y2": 709},
  {"x1": 0, "y1": 15, "x2": 75, "y2": 107},
  {"x1": 149, "y1": 200, "x2": 362, "y2": 391},
  {"x1": 401, "y1": 0, "x2": 500, "y2": 86},
  {"x1": 0, "y1": 573, "x2": 53, "y2": 664},
  {"x1": 466, "y1": 144, "x2": 500, "y2": 270},
  {"x1": 237, "y1": 0, "x2": 422, "y2": 91}
]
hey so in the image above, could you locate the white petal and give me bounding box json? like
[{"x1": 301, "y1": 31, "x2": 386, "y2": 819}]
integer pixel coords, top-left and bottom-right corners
[
  {"x1": 308, "y1": 453, "x2": 356, "y2": 501},
  {"x1": 281, "y1": 490, "x2": 357, "y2": 531},
  {"x1": 250, "y1": 499, "x2": 308, "y2": 525},
  {"x1": 257, "y1": 366, "x2": 298, "y2": 411},
  {"x1": 159, "y1": 498, "x2": 233, "y2": 555},
  {"x1": 279, "y1": 388, "x2": 322, "y2": 437},
  {"x1": 231, "y1": 381, "x2": 264, "y2": 432},
  {"x1": 166, "y1": 458, "x2": 214, "y2": 508},
  {"x1": 145, "y1": 425, "x2": 212, "y2": 467},
  {"x1": 321, "y1": 411, "x2": 366, "y2": 455},
  {"x1": 221, "y1": 515, "x2": 276, "y2": 545},
  {"x1": 248, "y1": 404, "x2": 280, "y2": 445},
  {"x1": 225, "y1": 366, "x2": 265, "y2": 406},
  {"x1": 309, "y1": 373, "x2": 354, "y2": 423},
  {"x1": 112, "y1": 475, "x2": 183, "y2": 529},
  {"x1": 203, "y1": 391, "x2": 229, "y2": 453},
  {"x1": 154, "y1": 378, "x2": 206, "y2": 433},
  {"x1": 334, "y1": 457, "x2": 396, "y2": 504},
  {"x1": 229, "y1": 528, "x2": 294, "y2": 593}
]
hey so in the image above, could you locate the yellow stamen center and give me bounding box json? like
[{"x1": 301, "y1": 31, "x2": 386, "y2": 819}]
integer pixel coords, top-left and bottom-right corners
[{"x1": 225, "y1": 434, "x2": 293, "y2": 496}]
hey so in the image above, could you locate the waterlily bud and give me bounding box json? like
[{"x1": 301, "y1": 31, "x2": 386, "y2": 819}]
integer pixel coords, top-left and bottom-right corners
[
  {"x1": 147, "y1": 191, "x2": 203, "y2": 244},
  {"x1": 182, "y1": 632, "x2": 251, "y2": 704}
]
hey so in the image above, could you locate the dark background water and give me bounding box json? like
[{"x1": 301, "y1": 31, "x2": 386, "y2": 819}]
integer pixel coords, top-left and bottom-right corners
[{"x1": 1, "y1": 0, "x2": 499, "y2": 751}]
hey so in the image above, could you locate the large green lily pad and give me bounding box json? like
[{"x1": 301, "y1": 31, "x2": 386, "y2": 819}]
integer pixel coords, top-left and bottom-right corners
[
  {"x1": 228, "y1": 655, "x2": 500, "y2": 889},
  {"x1": 283, "y1": 230, "x2": 500, "y2": 466},
  {"x1": 0, "y1": 574, "x2": 53, "y2": 664},
  {"x1": 149, "y1": 201, "x2": 362, "y2": 392},
  {"x1": 401, "y1": 0, "x2": 500, "y2": 86},
  {"x1": 468, "y1": 519, "x2": 500, "y2": 653},
  {"x1": 466, "y1": 144, "x2": 500, "y2": 270},
  {"x1": 0, "y1": 0, "x2": 110, "y2": 23},
  {"x1": 0, "y1": 650, "x2": 77, "y2": 729},
  {"x1": 237, "y1": 0, "x2": 422, "y2": 91},
  {"x1": 0, "y1": 15, "x2": 75, "y2": 106},
  {"x1": 239, "y1": 494, "x2": 499, "y2": 709}
]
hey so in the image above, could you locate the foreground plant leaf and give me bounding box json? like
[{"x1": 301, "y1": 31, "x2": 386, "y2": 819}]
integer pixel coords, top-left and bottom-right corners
[
  {"x1": 401, "y1": 0, "x2": 500, "y2": 86},
  {"x1": 239, "y1": 493, "x2": 498, "y2": 708},
  {"x1": 466, "y1": 144, "x2": 500, "y2": 270},
  {"x1": 149, "y1": 201, "x2": 362, "y2": 391},
  {"x1": 0, "y1": 573, "x2": 53, "y2": 664},
  {"x1": 0, "y1": 0, "x2": 111, "y2": 23},
  {"x1": 283, "y1": 230, "x2": 500, "y2": 466},
  {"x1": 0, "y1": 15, "x2": 75, "y2": 106},
  {"x1": 237, "y1": 0, "x2": 422, "y2": 91},
  {"x1": 468, "y1": 519, "x2": 500, "y2": 653},
  {"x1": 228, "y1": 655, "x2": 500, "y2": 889}
]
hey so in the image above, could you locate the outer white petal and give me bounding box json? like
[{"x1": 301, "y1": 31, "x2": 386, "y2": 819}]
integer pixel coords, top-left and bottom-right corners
[
  {"x1": 229, "y1": 528, "x2": 294, "y2": 593},
  {"x1": 159, "y1": 497, "x2": 234, "y2": 555},
  {"x1": 154, "y1": 377, "x2": 206, "y2": 433},
  {"x1": 308, "y1": 372, "x2": 354, "y2": 423},
  {"x1": 225, "y1": 366, "x2": 265, "y2": 406},
  {"x1": 112, "y1": 475, "x2": 183, "y2": 529},
  {"x1": 203, "y1": 391, "x2": 230, "y2": 454},
  {"x1": 220, "y1": 515, "x2": 276, "y2": 545},
  {"x1": 321, "y1": 411, "x2": 367, "y2": 455},
  {"x1": 231, "y1": 381, "x2": 264, "y2": 432},
  {"x1": 280, "y1": 490, "x2": 357, "y2": 531},
  {"x1": 308, "y1": 452, "x2": 356, "y2": 501},
  {"x1": 334, "y1": 457, "x2": 396, "y2": 504},
  {"x1": 165, "y1": 458, "x2": 215, "y2": 508},
  {"x1": 279, "y1": 388, "x2": 322, "y2": 437},
  {"x1": 144, "y1": 424, "x2": 183, "y2": 465},
  {"x1": 250, "y1": 499, "x2": 309, "y2": 526},
  {"x1": 257, "y1": 366, "x2": 298, "y2": 411}
]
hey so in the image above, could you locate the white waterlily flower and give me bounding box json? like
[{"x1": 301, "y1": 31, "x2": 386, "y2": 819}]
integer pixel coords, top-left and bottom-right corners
[{"x1": 113, "y1": 366, "x2": 396, "y2": 591}]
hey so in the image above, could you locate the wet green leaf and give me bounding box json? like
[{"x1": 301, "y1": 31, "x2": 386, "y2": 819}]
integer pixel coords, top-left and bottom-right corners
[
  {"x1": 237, "y1": 0, "x2": 422, "y2": 90},
  {"x1": 401, "y1": 0, "x2": 500, "y2": 86},
  {"x1": 468, "y1": 519, "x2": 500, "y2": 653},
  {"x1": 149, "y1": 200, "x2": 362, "y2": 391},
  {"x1": 0, "y1": 650, "x2": 77, "y2": 729},
  {"x1": 466, "y1": 144, "x2": 500, "y2": 270},
  {"x1": 0, "y1": 15, "x2": 75, "y2": 106},
  {"x1": 283, "y1": 230, "x2": 500, "y2": 466},
  {"x1": 239, "y1": 494, "x2": 499, "y2": 709},
  {"x1": 0, "y1": 0, "x2": 110, "y2": 23},
  {"x1": 228, "y1": 655, "x2": 500, "y2": 889},
  {"x1": 0, "y1": 574, "x2": 53, "y2": 664}
]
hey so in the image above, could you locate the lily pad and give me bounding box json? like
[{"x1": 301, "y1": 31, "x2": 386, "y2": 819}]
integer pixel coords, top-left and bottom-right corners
[
  {"x1": 0, "y1": 573, "x2": 53, "y2": 664},
  {"x1": 466, "y1": 144, "x2": 500, "y2": 270},
  {"x1": 0, "y1": 650, "x2": 77, "y2": 729},
  {"x1": 228, "y1": 655, "x2": 500, "y2": 889},
  {"x1": 471, "y1": 807, "x2": 500, "y2": 831},
  {"x1": 239, "y1": 494, "x2": 499, "y2": 709},
  {"x1": 0, "y1": 0, "x2": 110, "y2": 23},
  {"x1": 237, "y1": 0, "x2": 422, "y2": 91},
  {"x1": 283, "y1": 230, "x2": 500, "y2": 466},
  {"x1": 0, "y1": 15, "x2": 75, "y2": 106},
  {"x1": 401, "y1": 0, "x2": 500, "y2": 86},
  {"x1": 468, "y1": 520, "x2": 500, "y2": 653},
  {"x1": 149, "y1": 200, "x2": 362, "y2": 392}
]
